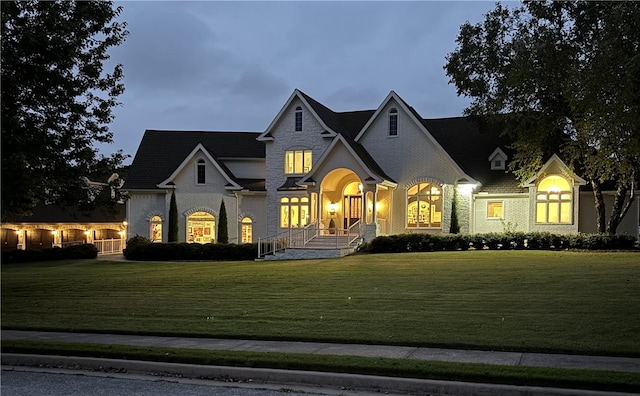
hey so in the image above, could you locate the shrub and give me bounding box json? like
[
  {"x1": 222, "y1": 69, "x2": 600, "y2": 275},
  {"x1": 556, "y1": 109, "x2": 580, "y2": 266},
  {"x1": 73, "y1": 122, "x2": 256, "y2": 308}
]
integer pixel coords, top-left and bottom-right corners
[
  {"x1": 123, "y1": 241, "x2": 258, "y2": 261},
  {"x1": 1, "y1": 244, "x2": 98, "y2": 263},
  {"x1": 364, "y1": 232, "x2": 638, "y2": 254}
]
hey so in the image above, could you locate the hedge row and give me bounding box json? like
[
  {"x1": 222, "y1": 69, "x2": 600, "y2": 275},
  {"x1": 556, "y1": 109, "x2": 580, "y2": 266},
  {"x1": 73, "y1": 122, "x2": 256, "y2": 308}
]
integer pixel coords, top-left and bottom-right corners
[
  {"x1": 362, "y1": 232, "x2": 639, "y2": 253},
  {"x1": 2, "y1": 244, "x2": 99, "y2": 263},
  {"x1": 123, "y1": 240, "x2": 257, "y2": 261}
]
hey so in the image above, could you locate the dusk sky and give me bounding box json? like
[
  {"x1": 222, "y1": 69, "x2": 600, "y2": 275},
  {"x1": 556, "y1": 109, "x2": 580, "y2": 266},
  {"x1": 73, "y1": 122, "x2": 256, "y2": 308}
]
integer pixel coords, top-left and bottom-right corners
[{"x1": 102, "y1": 1, "x2": 498, "y2": 164}]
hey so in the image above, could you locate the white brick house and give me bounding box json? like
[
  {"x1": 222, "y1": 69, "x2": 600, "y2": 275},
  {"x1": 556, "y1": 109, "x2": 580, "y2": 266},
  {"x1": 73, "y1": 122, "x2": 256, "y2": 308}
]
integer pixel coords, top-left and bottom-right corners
[{"x1": 121, "y1": 89, "x2": 639, "y2": 257}]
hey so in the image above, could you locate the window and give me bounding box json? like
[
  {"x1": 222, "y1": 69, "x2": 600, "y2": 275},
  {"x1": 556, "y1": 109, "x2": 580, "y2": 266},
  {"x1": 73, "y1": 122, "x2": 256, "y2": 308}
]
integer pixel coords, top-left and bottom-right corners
[
  {"x1": 284, "y1": 149, "x2": 312, "y2": 174},
  {"x1": 187, "y1": 211, "x2": 215, "y2": 243},
  {"x1": 536, "y1": 176, "x2": 572, "y2": 224},
  {"x1": 487, "y1": 201, "x2": 504, "y2": 218},
  {"x1": 241, "y1": 217, "x2": 252, "y2": 243},
  {"x1": 494, "y1": 160, "x2": 502, "y2": 168},
  {"x1": 196, "y1": 159, "x2": 205, "y2": 184},
  {"x1": 407, "y1": 182, "x2": 442, "y2": 228},
  {"x1": 389, "y1": 108, "x2": 398, "y2": 136},
  {"x1": 150, "y1": 215, "x2": 163, "y2": 242},
  {"x1": 280, "y1": 197, "x2": 309, "y2": 228},
  {"x1": 295, "y1": 106, "x2": 303, "y2": 131}
]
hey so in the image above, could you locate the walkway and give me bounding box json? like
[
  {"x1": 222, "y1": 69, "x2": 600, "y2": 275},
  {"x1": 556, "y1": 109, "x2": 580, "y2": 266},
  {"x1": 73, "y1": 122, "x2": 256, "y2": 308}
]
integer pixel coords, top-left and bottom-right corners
[{"x1": 3, "y1": 330, "x2": 639, "y2": 373}]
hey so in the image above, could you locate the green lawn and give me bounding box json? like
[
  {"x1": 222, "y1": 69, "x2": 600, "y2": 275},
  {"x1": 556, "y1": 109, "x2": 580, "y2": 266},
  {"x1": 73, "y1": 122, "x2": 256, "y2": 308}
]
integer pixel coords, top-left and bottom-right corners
[{"x1": 2, "y1": 250, "x2": 639, "y2": 356}]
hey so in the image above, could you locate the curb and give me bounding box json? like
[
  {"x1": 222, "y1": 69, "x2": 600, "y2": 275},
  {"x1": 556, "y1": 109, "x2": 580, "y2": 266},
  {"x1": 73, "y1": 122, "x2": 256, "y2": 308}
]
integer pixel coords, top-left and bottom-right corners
[{"x1": 1, "y1": 354, "x2": 634, "y2": 396}]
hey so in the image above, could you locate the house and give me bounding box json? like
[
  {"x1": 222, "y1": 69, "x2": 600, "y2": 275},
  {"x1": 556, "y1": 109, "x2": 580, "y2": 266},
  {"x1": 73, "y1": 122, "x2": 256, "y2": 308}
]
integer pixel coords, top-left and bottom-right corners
[
  {"x1": 1, "y1": 174, "x2": 128, "y2": 254},
  {"x1": 121, "y1": 89, "x2": 639, "y2": 259}
]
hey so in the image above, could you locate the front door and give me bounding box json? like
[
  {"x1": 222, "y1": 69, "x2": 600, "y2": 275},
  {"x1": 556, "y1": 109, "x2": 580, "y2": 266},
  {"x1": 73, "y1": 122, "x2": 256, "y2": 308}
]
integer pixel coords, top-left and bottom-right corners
[{"x1": 343, "y1": 195, "x2": 362, "y2": 229}]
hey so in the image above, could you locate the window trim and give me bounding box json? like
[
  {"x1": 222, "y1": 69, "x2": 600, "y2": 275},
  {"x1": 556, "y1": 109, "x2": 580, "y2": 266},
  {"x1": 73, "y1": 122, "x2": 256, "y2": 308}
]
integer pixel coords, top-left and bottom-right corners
[
  {"x1": 535, "y1": 176, "x2": 573, "y2": 224},
  {"x1": 284, "y1": 149, "x2": 312, "y2": 175},
  {"x1": 388, "y1": 108, "x2": 398, "y2": 137},
  {"x1": 280, "y1": 196, "x2": 310, "y2": 229},
  {"x1": 295, "y1": 106, "x2": 303, "y2": 132},
  {"x1": 487, "y1": 200, "x2": 504, "y2": 219},
  {"x1": 196, "y1": 158, "x2": 206, "y2": 185},
  {"x1": 406, "y1": 182, "x2": 442, "y2": 229}
]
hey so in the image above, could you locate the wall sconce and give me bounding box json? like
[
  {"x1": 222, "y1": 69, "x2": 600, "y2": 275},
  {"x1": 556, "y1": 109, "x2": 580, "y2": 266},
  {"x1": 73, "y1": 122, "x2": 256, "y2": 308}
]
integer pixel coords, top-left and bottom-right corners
[
  {"x1": 328, "y1": 202, "x2": 337, "y2": 216},
  {"x1": 123, "y1": 220, "x2": 128, "y2": 226},
  {"x1": 358, "y1": 183, "x2": 363, "y2": 193},
  {"x1": 84, "y1": 230, "x2": 91, "y2": 236},
  {"x1": 118, "y1": 231, "x2": 125, "y2": 237}
]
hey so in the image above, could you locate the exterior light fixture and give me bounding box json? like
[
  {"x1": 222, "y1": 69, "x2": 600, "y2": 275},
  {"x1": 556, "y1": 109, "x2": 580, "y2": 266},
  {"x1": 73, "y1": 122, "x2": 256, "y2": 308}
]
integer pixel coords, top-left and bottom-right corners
[{"x1": 328, "y1": 202, "x2": 338, "y2": 215}]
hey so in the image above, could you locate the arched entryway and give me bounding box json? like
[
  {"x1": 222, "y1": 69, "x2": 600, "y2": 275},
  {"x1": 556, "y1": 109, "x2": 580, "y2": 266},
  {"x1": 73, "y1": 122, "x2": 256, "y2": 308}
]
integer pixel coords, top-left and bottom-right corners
[{"x1": 319, "y1": 168, "x2": 363, "y2": 232}]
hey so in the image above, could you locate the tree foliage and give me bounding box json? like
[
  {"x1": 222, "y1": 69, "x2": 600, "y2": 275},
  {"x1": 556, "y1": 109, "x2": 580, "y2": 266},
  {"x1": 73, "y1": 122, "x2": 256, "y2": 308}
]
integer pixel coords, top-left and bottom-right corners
[
  {"x1": 445, "y1": 1, "x2": 640, "y2": 233},
  {"x1": 1, "y1": 1, "x2": 129, "y2": 221},
  {"x1": 218, "y1": 200, "x2": 228, "y2": 244},
  {"x1": 168, "y1": 191, "x2": 178, "y2": 242},
  {"x1": 449, "y1": 186, "x2": 461, "y2": 234}
]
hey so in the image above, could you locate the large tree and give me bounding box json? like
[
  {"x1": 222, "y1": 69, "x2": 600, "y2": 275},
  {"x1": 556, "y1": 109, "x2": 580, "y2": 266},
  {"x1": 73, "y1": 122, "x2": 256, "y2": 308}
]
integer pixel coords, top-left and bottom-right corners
[
  {"x1": 1, "y1": 1, "x2": 128, "y2": 221},
  {"x1": 445, "y1": 1, "x2": 640, "y2": 233}
]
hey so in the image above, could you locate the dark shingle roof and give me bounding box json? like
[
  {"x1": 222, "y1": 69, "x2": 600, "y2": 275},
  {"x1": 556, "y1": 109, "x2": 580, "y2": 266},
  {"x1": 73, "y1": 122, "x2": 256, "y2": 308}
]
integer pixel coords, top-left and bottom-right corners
[
  {"x1": 422, "y1": 117, "x2": 524, "y2": 193},
  {"x1": 298, "y1": 91, "x2": 393, "y2": 182},
  {"x1": 122, "y1": 130, "x2": 264, "y2": 190},
  {"x1": 302, "y1": 90, "x2": 522, "y2": 193}
]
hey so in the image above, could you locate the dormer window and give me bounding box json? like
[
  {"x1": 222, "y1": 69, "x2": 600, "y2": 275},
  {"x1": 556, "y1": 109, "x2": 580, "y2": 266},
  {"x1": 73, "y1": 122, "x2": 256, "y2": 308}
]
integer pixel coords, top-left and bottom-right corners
[
  {"x1": 488, "y1": 148, "x2": 508, "y2": 170},
  {"x1": 196, "y1": 159, "x2": 206, "y2": 184},
  {"x1": 389, "y1": 108, "x2": 398, "y2": 136},
  {"x1": 295, "y1": 106, "x2": 303, "y2": 131}
]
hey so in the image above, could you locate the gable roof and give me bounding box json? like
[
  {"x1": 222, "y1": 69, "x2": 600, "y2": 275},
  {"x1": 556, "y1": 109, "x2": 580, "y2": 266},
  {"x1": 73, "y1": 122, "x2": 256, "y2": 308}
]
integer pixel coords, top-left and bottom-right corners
[
  {"x1": 422, "y1": 117, "x2": 523, "y2": 193},
  {"x1": 122, "y1": 130, "x2": 264, "y2": 191}
]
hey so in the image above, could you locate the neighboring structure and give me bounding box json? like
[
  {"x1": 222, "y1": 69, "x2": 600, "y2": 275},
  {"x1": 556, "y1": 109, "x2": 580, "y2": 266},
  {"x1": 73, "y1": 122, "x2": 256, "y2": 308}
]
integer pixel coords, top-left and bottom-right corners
[
  {"x1": 1, "y1": 175, "x2": 127, "y2": 254},
  {"x1": 121, "y1": 89, "x2": 639, "y2": 258}
]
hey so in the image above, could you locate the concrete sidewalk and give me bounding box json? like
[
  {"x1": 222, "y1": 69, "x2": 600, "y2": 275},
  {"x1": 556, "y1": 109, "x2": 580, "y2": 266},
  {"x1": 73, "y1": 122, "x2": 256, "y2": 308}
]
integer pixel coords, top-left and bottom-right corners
[{"x1": 3, "y1": 330, "x2": 639, "y2": 373}]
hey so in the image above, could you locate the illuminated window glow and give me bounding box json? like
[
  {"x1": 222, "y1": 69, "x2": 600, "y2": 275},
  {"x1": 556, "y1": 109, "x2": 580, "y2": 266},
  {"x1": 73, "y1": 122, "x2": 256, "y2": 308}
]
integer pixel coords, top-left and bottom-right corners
[
  {"x1": 536, "y1": 176, "x2": 572, "y2": 224},
  {"x1": 407, "y1": 182, "x2": 441, "y2": 228},
  {"x1": 280, "y1": 197, "x2": 309, "y2": 228},
  {"x1": 284, "y1": 150, "x2": 312, "y2": 174},
  {"x1": 487, "y1": 201, "x2": 504, "y2": 218},
  {"x1": 187, "y1": 211, "x2": 215, "y2": 244},
  {"x1": 241, "y1": 217, "x2": 252, "y2": 243},
  {"x1": 150, "y1": 215, "x2": 163, "y2": 242}
]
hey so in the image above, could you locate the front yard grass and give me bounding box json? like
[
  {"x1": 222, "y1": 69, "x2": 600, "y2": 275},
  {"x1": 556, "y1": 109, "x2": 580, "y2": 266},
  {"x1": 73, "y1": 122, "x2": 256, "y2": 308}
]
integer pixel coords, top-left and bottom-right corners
[{"x1": 2, "y1": 250, "x2": 639, "y2": 356}]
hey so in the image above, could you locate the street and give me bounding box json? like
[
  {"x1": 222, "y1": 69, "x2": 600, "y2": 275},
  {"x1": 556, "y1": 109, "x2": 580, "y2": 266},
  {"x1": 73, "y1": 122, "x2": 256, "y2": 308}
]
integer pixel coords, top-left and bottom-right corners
[{"x1": 1, "y1": 369, "x2": 333, "y2": 396}]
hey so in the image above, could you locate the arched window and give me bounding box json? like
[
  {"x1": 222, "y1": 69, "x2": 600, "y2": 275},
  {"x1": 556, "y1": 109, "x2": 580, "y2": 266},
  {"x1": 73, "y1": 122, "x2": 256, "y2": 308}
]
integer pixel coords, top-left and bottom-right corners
[
  {"x1": 389, "y1": 108, "x2": 398, "y2": 136},
  {"x1": 196, "y1": 159, "x2": 205, "y2": 184},
  {"x1": 407, "y1": 182, "x2": 442, "y2": 228},
  {"x1": 241, "y1": 217, "x2": 252, "y2": 243},
  {"x1": 536, "y1": 176, "x2": 572, "y2": 224},
  {"x1": 295, "y1": 106, "x2": 303, "y2": 131},
  {"x1": 150, "y1": 215, "x2": 163, "y2": 242},
  {"x1": 187, "y1": 211, "x2": 215, "y2": 243}
]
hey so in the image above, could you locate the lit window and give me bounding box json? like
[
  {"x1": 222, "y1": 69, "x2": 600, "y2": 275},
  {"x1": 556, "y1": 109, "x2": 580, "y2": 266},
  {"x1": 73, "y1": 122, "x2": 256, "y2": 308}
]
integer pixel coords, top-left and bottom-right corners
[
  {"x1": 187, "y1": 211, "x2": 215, "y2": 243},
  {"x1": 280, "y1": 197, "x2": 309, "y2": 228},
  {"x1": 241, "y1": 217, "x2": 252, "y2": 243},
  {"x1": 389, "y1": 108, "x2": 398, "y2": 136},
  {"x1": 150, "y1": 215, "x2": 163, "y2": 242},
  {"x1": 536, "y1": 176, "x2": 572, "y2": 224},
  {"x1": 407, "y1": 182, "x2": 441, "y2": 228},
  {"x1": 284, "y1": 149, "x2": 312, "y2": 174},
  {"x1": 196, "y1": 159, "x2": 205, "y2": 184},
  {"x1": 487, "y1": 201, "x2": 504, "y2": 218},
  {"x1": 295, "y1": 106, "x2": 302, "y2": 131}
]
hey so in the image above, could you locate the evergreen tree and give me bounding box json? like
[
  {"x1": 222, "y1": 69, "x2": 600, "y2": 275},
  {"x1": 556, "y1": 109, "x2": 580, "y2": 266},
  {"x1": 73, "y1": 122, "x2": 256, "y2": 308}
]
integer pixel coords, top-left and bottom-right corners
[
  {"x1": 218, "y1": 200, "x2": 228, "y2": 244},
  {"x1": 168, "y1": 191, "x2": 178, "y2": 242},
  {"x1": 449, "y1": 186, "x2": 461, "y2": 234}
]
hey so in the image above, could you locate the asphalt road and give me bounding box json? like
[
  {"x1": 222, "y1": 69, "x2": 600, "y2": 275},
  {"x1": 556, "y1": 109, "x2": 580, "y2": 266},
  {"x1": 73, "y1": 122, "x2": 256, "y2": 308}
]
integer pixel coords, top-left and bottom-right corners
[{"x1": 1, "y1": 369, "x2": 329, "y2": 396}]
